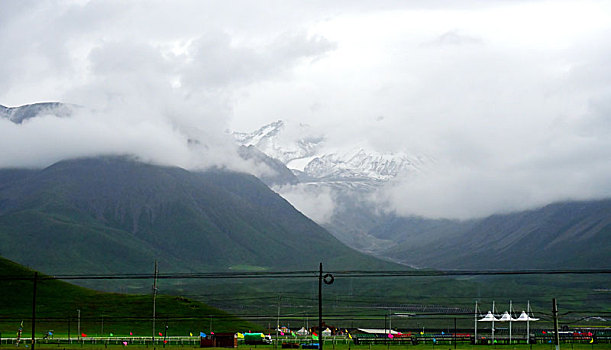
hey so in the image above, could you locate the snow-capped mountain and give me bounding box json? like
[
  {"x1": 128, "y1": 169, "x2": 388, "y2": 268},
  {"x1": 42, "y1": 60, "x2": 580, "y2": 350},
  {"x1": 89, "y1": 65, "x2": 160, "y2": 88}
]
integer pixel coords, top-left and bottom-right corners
[
  {"x1": 232, "y1": 120, "x2": 433, "y2": 252},
  {"x1": 303, "y1": 148, "x2": 428, "y2": 182},
  {"x1": 233, "y1": 120, "x2": 324, "y2": 165},
  {"x1": 233, "y1": 120, "x2": 428, "y2": 185},
  {"x1": 0, "y1": 102, "x2": 73, "y2": 124}
]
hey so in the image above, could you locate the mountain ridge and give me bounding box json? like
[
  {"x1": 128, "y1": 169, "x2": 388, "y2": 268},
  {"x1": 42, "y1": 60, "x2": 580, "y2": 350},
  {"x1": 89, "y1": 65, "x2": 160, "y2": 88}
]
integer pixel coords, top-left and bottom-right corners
[
  {"x1": 378, "y1": 199, "x2": 611, "y2": 269},
  {"x1": 0, "y1": 156, "x2": 401, "y2": 275}
]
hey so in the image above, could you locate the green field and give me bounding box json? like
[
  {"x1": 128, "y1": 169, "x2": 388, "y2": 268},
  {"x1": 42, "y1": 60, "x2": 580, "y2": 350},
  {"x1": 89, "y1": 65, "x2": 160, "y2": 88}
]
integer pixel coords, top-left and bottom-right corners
[
  {"x1": 0, "y1": 257, "x2": 261, "y2": 337},
  {"x1": 0, "y1": 342, "x2": 609, "y2": 350}
]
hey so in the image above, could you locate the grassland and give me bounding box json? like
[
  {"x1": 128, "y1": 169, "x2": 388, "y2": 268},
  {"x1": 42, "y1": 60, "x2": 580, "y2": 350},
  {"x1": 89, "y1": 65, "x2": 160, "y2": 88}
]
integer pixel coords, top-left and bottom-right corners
[
  {"x1": 0, "y1": 342, "x2": 609, "y2": 350},
  {"x1": 0, "y1": 257, "x2": 260, "y2": 337}
]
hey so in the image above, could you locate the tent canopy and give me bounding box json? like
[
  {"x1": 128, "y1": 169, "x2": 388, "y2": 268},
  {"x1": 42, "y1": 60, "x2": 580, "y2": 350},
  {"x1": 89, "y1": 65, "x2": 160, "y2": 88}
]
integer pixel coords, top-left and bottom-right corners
[
  {"x1": 498, "y1": 311, "x2": 513, "y2": 322},
  {"x1": 515, "y1": 311, "x2": 539, "y2": 321},
  {"x1": 478, "y1": 311, "x2": 499, "y2": 322}
]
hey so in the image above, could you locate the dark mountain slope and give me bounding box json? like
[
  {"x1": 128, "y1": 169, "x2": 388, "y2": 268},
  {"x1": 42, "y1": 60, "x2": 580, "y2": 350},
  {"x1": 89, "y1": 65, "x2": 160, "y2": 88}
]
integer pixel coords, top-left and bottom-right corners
[
  {"x1": 381, "y1": 200, "x2": 611, "y2": 269},
  {"x1": 0, "y1": 157, "x2": 399, "y2": 275}
]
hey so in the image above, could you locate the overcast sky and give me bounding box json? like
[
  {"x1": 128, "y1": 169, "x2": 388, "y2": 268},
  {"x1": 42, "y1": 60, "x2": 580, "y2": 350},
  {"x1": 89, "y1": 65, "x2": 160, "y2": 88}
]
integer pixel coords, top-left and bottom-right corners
[{"x1": 1, "y1": 0, "x2": 610, "y2": 219}]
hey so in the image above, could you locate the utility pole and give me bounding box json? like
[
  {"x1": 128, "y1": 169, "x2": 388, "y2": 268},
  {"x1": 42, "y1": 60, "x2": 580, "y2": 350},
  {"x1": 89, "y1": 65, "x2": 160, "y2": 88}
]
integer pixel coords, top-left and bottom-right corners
[
  {"x1": 454, "y1": 317, "x2": 457, "y2": 350},
  {"x1": 31, "y1": 272, "x2": 38, "y2": 350},
  {"x1": 474, "y1": 301, "x2": 478, "y2": 344},
  {"x1": 318, "y1": 263, "x2": 323, "y2": 350},
  {"x1": 553, "y1": 298, "x2": 560, "y2": 350},
  {"x1": 77, "y1": 309, "x2": 81, "y2": 341},
  {"x1": 526, "y1": 301, "x2": 531, "y2": 344},
  {"x1": 276, "y1": 295, "x2": 281, "y2": 349},
  {"x1": 152, "y1": 260, "x2": 158, "y2": 345},
  {"x1": 318, "y1": 262, "x2": 334, "y2": 350},
  {"x1": 384, "y1": 314, "x2": 387, "y2": 335},
  {"x1": 491, "y1": 301, "x2": 495, "y2": 345}
]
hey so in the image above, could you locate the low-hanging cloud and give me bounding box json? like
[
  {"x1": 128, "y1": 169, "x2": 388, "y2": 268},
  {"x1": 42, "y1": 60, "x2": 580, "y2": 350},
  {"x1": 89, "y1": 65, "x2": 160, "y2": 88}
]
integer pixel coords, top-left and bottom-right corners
[
  {"x1": 0, "y1": 1, "x2": 336, "y2": 173},
  {"x1": 1, "y1": 0, "x2": 611, "y2": 220},
  {"x1": 274, "y1": 183, "x2": 337, "y2": 224}
]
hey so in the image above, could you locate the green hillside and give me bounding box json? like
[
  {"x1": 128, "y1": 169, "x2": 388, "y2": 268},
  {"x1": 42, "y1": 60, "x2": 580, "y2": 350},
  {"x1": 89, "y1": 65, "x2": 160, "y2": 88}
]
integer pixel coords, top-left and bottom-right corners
[
  {"x1": 378, "y1": 200, "x2": 611, "y2": 269},
  {"x1": 0, "y1": 256, "x2": 259, "y2": 337},
  {"x1": 0, "y1": 157, "x2": 399, "y2": 275}
]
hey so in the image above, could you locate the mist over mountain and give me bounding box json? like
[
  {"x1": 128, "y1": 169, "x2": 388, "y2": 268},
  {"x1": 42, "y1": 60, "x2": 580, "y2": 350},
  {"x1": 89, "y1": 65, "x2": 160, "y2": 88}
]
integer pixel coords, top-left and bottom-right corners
[
  {"x1": 233, "y1": 120, "x2": 611, "y2": 269},
  {"x1": 0, "y1": 102, "x2": 74, "y2": 124}
]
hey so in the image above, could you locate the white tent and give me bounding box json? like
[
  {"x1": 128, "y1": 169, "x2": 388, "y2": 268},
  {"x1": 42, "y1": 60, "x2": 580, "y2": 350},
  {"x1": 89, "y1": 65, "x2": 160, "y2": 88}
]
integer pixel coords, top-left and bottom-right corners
[
  {"x1": 478, "y1": 311, "x2": 499, "y2": 322},
  {"x1": 498, "y1": 311, "x2": 514, "y2": 322},
  {"x1": 322, "y1": 328, "x2": 332, "y2": 336},
  {"x1": 515, "y1": 311, "x2": 539, "y2": 321},
  {"x1": 296, "y1": 327, "x2": 308, "y2": 335}
]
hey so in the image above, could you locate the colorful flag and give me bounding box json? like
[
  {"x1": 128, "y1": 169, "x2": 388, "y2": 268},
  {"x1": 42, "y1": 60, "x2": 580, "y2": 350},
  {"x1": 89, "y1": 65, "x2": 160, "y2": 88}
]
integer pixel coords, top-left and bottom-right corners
[
  {"x1": 190, "y1": 333, "x2": 193, "y2": 337},
  {"x1": 312, "y1": 332, "x2": 319, "y2": 341},
  {"x1": 130, "y1": 332, "x2": 133, "y2": 336},
  {"x1": 348, "y1": 334, "x2": 352, "y2": 339},
  {"x1": 110, "y1": 333, "x2": 114, "y2": 337},
  {"x1": 159, "y1": 332, "x2": 162, "y2": 336},
  {"x1": 200, "y1": 332, "x2": 206, "y2": 337},
  {"x1": 123, "y1": 341, "x2": 128, "y2": 346},
  {"x1": 590, "y1": 338, "x2": 594, "y2": 344},
  {"x1": 81, "y1": 333, "x2": 87, "y2": 338}
]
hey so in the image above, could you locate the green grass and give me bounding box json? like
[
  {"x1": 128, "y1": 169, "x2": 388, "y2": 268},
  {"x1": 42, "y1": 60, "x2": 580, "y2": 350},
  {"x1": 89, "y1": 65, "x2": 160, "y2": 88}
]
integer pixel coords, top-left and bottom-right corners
[
  {"x1": 0, "y1": 342, "x2": 609, "y2": 350},
  {"x1": 0, "y1": 257, "x2": 261, "y2": 337}
]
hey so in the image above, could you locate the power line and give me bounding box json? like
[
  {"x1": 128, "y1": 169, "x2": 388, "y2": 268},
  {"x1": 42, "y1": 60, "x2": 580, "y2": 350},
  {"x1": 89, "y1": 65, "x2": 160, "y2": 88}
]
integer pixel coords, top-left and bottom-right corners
[{"x1": 1, "y1": 268, "x2": 609, "y2": 281}]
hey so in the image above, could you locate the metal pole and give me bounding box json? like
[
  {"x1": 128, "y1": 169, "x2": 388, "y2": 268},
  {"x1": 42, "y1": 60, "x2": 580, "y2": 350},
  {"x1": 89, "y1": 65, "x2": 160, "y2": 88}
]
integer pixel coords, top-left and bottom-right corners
[
  {"x1": 276, "y1": 296, "x2": 281, "y2": 349},
  {"x1": 77, "y1": 309, "x2": 81, "y2": 341},
  {"x1": 509, "y1": 300, "x2": 512, "y2": 344},
  {"x1": 153, "y1": 260, "x2": 158, "y2": 345},
  {"x1": 553, "y1": 298, "x2": 560, "y2": 350},
  {"x1": 318, "y1": 263, "x2": 323, "y2": 350},
  {"x1": 474, "y1": 301, "x2": 478, "y2": 344},
  {"x1": 526, "y1": 301, "x2": 531, "y2": 345},
  {"x1": 492, "y1": 301, "x2": 495, "y2": 344},
  {"x1": 384, "y1": 314, "x2": 387, "y2": 335},
  {"x1": 31, "y1": 272, "x2": 38, "y2": 350},
  {"x1": 454, "y1": 317, "x2": 457, "y2": 349}
]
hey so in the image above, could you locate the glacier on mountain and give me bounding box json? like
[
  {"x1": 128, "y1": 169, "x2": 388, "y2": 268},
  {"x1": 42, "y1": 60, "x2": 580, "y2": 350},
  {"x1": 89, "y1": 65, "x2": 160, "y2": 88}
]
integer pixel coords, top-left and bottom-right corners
[{"x1": 233, "y1": 120, "x2": 428, "y2": 185}]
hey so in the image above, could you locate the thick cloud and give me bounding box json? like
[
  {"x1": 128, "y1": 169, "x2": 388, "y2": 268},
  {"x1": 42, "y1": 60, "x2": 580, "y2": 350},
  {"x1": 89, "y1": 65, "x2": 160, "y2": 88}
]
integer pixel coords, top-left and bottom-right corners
[
  {"x1": 0, "y1": 0, "x2": 334, "y2": 172},
  {"x1": 275, "y1": 184, "x2": 337, "y2": 224},
  {"x1": 1, "y1": 0, "x2": 610, "y2": 219}
]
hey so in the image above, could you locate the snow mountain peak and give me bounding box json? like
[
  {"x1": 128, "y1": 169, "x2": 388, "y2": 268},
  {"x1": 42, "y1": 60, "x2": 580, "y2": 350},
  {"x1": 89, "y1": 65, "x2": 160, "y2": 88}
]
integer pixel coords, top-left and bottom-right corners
[{"x1": 233, "y1": 120, "x2": 427, "y2": 184}]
